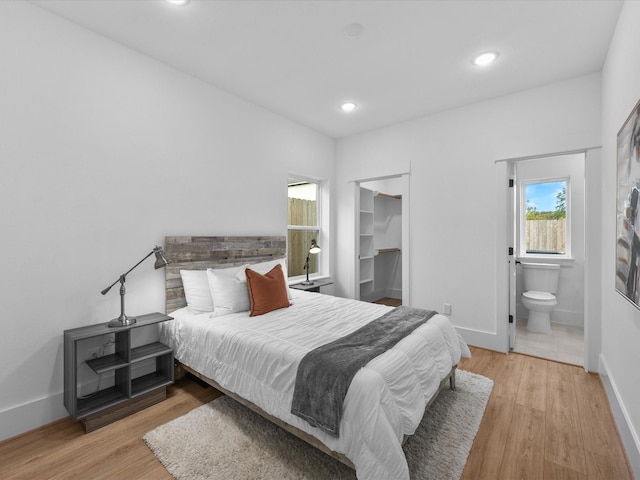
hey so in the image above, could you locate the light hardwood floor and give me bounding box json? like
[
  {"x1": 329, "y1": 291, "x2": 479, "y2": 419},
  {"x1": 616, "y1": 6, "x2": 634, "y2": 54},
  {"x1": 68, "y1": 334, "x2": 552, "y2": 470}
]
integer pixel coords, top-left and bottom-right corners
[
  {"x1": 0, "y1": 379, "x2": 221, "y2": 480},
  {"x1": 460, "y1": 348, "x2": 633, "y2": 480},
  {"x1": 0, "y1": 347, "x2": 633, "y2": 480},
  {"x1": 373, "y1": 297, "x2": 402, "y2": 307}
]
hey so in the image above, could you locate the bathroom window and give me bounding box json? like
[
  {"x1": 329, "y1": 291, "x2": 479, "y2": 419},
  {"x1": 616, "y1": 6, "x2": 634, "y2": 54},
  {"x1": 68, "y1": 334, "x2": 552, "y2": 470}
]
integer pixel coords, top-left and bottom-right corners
[{"x1": 520, "y1": 178, "x2": 570, "y2": 256}]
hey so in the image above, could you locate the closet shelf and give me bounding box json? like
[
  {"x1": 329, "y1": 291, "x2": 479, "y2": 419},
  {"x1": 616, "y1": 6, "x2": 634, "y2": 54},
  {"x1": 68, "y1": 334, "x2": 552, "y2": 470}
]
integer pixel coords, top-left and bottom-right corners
[{"x1": 375, "y1": 192, "x2": 401, "y2": 200}]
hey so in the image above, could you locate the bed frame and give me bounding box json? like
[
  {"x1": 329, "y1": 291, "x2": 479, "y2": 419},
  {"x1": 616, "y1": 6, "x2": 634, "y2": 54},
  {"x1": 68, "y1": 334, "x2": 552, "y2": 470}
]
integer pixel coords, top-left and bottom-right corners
[{"x1": 164, "y1": 235, "x2": 455, "y2": 469}]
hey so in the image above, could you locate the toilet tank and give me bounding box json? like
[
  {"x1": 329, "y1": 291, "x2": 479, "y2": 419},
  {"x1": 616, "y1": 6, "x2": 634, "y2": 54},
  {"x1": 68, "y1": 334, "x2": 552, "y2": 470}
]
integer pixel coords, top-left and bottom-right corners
[{"x1": 521, "y1": 263, "x2": 560, "y2": 294}]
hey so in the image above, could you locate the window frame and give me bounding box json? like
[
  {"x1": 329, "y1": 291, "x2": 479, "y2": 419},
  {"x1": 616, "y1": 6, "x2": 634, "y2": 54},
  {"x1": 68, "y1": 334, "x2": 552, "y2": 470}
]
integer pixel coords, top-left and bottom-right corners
[
  {"x1": 287, "y1": 175, "x2": 326, "y2": 282},
  {"x1": 518, "y1": 176, "x2": 571, "y2": 259}
]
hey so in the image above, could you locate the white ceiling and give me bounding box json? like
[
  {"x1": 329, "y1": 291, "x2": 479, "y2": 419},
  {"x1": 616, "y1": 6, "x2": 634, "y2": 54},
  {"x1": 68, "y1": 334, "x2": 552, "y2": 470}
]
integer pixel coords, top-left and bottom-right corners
[{"x1": 30, "y1": 0, "x2": 623, "y2": 139}]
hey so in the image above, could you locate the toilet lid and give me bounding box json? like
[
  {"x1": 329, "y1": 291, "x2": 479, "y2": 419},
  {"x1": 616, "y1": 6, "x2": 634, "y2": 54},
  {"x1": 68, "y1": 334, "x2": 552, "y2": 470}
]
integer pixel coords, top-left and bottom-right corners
[{"x1": 522, "y1": 290, "x2": 555, "y2": 301}]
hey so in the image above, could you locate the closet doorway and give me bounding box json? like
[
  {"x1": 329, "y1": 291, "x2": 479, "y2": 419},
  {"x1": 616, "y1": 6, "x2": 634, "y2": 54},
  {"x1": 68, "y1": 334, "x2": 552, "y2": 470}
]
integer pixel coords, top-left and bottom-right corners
[{"x1": 355, "y1": 174, "x2": 410, "y2": 306}]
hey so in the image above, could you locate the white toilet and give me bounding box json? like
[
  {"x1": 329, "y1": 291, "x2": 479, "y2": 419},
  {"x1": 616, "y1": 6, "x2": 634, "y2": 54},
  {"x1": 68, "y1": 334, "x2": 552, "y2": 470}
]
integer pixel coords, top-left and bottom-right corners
[{"x1": 521, "y1": 262, "x2": 560, "y2": 334}]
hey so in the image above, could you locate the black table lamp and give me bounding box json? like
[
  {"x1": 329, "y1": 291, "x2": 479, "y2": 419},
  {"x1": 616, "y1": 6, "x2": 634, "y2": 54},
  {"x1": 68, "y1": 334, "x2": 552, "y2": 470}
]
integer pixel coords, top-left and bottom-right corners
[
  {"x1": 101, "y1": 245, "x2": 170, "y2": 327},
  {"x1": 301, "y1": 239, "x2": 321, "y2": 286}
]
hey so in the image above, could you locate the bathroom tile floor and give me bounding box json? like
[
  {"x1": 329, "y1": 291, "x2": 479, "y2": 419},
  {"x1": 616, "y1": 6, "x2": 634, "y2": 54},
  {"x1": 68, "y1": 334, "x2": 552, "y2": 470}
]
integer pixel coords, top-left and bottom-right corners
[{"x1": 514, "y1": 317, "x2": 584, "y2": 366}]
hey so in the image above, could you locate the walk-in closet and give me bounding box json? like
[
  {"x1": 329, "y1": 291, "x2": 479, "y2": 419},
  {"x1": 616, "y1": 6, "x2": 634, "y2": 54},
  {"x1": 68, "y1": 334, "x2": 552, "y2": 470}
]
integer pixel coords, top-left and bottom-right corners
[{"x1": 358, "y1": 178, "x2": 403, "y2": 304}]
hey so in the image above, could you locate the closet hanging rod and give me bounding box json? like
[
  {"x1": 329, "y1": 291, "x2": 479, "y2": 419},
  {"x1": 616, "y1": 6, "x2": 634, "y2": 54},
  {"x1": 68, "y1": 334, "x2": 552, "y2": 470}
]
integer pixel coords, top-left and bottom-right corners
[{"x1": 377, "y1": 248, "x2": 401, "y2": 255}]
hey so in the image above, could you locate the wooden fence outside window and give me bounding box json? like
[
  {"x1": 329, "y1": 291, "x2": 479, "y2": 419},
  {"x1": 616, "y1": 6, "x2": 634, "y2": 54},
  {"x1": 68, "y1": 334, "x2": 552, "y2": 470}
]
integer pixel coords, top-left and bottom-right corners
[
  {"x1": 525, "y1": 219, "x2": 566, "y2": 254},
  {"x1": 288, "y1": 198, "x2": 318, "y2": 277}
]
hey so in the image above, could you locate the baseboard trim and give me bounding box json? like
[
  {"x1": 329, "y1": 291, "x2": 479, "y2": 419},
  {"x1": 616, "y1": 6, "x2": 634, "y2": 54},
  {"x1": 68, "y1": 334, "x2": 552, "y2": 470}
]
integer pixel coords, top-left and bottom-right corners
[
  {"x1": 0, "y1": 392, "x2": 67, "y2": 442},
  {"x1": 385, "y1": 288, "x2": 402, "y2": 299},
  {"x1": 455, "y1": 326, "x2": 507, "y2": 353},
  {"x1": 600, "y1": 354, "x2": 640, "y2": 479},
  {"x1": 0, "y1": 361, "x2": 156, "y2": 442}
]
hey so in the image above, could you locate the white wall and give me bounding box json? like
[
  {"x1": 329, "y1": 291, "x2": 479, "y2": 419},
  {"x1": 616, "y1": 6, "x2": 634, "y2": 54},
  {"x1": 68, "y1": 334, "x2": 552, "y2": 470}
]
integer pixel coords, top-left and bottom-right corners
[
  {"x1": 0, "y1": 2, "x2": 334, "y2": 441},
  {"x1": 335, "y1": 73, "x2": 601, "y2": 352},
  {"x1": 515, "y1": 153, "x2": 585, "y2": 327},
  {"x1": 601, "y1": 0, "x2": 640, "y2": 473}
]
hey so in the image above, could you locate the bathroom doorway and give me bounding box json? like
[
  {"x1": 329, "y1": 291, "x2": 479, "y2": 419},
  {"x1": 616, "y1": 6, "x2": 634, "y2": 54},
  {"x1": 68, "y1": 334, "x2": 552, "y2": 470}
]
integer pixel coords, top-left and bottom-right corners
[{"x1": 510, "y1": 153, "x2": 585, "y2": 366}]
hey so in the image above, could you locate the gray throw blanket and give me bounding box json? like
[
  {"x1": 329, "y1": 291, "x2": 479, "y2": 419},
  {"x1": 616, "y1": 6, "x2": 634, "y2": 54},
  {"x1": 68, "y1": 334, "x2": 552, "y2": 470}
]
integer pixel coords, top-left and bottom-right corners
[{"x1": 290, "y1": 306, "x2": 437, "y2": 437}]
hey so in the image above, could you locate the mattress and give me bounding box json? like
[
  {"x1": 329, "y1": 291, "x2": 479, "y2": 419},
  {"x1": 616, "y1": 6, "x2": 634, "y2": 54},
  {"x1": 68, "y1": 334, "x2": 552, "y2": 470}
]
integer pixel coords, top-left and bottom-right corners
[{"x1": 159, "y1": 289, "x2": 470, "y2": 480}]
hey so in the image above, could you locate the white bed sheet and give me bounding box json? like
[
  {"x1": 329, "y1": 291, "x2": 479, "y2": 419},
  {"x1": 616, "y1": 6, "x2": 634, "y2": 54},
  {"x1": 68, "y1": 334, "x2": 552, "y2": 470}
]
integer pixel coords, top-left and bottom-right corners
[{"x1": 160, "y1": 289, "x2": 470, "y2": 480}]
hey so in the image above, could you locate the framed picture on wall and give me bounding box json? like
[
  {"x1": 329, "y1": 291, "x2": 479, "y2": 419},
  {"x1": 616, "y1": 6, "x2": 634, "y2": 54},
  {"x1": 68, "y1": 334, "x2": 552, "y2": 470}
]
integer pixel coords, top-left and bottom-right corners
[{"x1": 615, "y1": 98, "x2": 640, "y2": 309}]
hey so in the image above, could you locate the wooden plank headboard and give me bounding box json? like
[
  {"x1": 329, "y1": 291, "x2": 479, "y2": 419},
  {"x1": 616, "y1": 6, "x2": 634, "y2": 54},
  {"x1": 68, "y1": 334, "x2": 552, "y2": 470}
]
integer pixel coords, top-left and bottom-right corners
[{"x1": 164, "y1": 236, "x2": 287, "y2": 313}]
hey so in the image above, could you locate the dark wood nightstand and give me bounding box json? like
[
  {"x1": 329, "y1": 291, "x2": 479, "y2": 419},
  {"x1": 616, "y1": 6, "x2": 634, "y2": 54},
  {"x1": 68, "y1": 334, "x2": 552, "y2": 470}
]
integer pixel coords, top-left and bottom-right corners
[
  {"x1": 290, "y1": 277, "x2": 333, "y2": 293},
  {"x1": 63, "y1": 312, "x2": 174, "y2": 432}
]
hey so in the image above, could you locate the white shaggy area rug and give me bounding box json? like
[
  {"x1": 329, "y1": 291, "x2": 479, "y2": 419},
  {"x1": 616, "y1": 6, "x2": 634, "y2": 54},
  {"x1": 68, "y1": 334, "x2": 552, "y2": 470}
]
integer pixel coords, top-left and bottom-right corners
[{"x1": 143, "y1": 369, "x2": 492, "y2": 480}]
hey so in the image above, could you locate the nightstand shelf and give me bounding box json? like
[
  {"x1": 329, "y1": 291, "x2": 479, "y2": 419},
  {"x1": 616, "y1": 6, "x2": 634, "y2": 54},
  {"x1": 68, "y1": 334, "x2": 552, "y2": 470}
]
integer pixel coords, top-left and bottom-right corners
[
  {"x1": 64, "y1": 312, "x2": 174, "y2": 432},
  {"x1": 290, "y1": 277, "x2": 333, "y2": 293},
  {"x1": 132, "y1": 370, "x2": 173, "y2": 396},
  {"x1": 131, "y1": 342, "x2": 173, "y2": 363},
  {"x1": 76, "y1": 386, "x2": 128, "y2": 417},
  {"x1": 85, "y1": 353, "x2": 128, "y2": 374}
]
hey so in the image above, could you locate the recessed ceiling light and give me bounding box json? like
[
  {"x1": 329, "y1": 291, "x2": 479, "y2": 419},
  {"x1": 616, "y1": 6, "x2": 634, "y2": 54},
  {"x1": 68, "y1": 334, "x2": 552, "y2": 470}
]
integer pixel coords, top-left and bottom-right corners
[
  {"x1": 472, "y1": 51, "x2": 499, "y2": 66},
  {"x1": 166, "y1": 0, "x2": 190, "y2": 5},
  {"x1": 341, "y1": 102, "x2": 357, "y2": 112}
]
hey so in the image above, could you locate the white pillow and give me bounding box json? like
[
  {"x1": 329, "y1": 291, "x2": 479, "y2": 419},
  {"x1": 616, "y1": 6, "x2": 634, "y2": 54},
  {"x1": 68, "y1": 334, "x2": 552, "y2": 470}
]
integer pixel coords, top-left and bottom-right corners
[
  {"x1": 207, "y1": 264, "x2": 251, "y2": 316},
  {"x1": 180, "y1": 270, "x2": 214, "y2": 314},
  {"x1": 248, "y1": 258, "x2": 292, "y2": 300}
]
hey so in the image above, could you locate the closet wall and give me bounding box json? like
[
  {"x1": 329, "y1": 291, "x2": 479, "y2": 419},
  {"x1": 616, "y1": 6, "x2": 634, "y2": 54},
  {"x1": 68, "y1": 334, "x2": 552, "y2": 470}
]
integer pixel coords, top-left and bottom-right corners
[{"x1": 374, "y1": 192, "x2": 402, "y2": 300}]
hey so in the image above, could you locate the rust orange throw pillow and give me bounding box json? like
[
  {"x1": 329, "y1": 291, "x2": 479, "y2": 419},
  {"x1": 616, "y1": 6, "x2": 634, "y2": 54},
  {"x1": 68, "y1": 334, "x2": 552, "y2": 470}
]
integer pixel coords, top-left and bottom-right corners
[{"x1": 245, "y1": 263, "x2": 291, "y2": 317}]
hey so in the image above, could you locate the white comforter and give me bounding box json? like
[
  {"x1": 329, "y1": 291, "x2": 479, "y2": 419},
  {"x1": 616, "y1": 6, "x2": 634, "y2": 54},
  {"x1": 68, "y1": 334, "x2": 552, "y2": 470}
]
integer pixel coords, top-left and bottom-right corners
[{"x1": 159, "y1": 290, "x2": 470, "y2": 480}]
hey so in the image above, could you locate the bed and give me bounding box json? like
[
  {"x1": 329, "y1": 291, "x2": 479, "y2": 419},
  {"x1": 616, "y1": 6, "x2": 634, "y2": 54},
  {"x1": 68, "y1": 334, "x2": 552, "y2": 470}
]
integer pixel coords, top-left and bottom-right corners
[{"x1": 159, "y1": 236, "x2": 470, "y2": 480}]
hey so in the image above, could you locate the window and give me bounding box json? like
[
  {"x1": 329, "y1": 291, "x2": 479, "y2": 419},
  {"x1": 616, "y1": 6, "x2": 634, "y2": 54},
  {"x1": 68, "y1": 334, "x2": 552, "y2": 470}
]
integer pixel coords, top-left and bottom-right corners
[
  {"x1": 288, "y1": 178, "x2": 320, "y2": 278},
  {"x1": 520, "y1": 178, "x2": 569, "y2": 256}
]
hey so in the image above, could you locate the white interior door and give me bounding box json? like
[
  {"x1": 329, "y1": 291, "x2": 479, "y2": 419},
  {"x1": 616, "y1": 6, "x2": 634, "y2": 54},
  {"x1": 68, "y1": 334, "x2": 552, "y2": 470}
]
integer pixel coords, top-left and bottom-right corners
[
  {"x1": 354, "y1": 182, "x2": 362, "y2": 300},
  {"x1": 508, "y1": 164, "x2": 517, "y2": 350}
]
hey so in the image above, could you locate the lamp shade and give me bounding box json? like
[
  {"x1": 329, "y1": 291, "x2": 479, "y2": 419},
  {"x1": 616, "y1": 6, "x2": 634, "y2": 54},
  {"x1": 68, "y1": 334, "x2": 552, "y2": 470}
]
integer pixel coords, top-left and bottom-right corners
[
  {"x1": 309, "y1": 239, "x2": 321, "y2": 254},
  {"x1": 154, "y1": 246, "x2": 171, "y2": 269}
]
